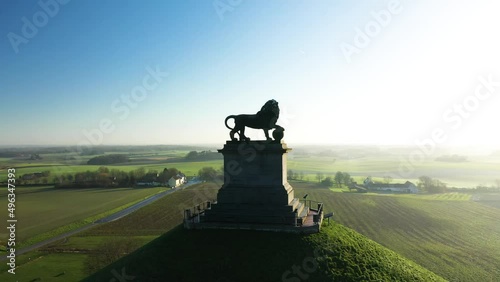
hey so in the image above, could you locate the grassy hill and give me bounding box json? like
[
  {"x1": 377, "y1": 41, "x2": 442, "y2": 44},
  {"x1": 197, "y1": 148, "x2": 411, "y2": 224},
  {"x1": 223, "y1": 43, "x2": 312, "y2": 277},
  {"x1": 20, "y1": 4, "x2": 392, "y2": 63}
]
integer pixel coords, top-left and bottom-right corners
[{"x1": 84, "y1": 223, "x2": 444, "y2": 282}]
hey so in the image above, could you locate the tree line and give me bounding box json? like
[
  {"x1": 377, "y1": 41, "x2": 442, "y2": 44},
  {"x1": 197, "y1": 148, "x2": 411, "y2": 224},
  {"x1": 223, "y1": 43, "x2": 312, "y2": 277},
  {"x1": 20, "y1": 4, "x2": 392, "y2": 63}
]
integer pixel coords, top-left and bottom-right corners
[
  {"x1": 417, "y1": 176, "x2": 447, "y2": 193},
  {"x1": 47, "y1": 166, "x2": 181, "y2": 188},
  {"x1": 87, "y1": 154, "x2": 129, "y2": 165},
  {"x1": 287, "y1": 170, "x2": 353, "y2": 188},
  {"x1": 185, "y1": 150, "x2": 222, "y2": 161},
  {"x1": 197, "y1": 167, "x2": 223, "y2": 181}
]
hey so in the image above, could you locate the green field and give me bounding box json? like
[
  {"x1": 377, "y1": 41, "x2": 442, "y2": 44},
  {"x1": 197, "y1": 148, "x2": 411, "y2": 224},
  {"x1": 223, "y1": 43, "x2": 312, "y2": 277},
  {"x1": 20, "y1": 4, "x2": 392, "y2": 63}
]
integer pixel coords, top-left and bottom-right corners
[
  {"x1": 82, "y1": 183, "x2": 220, "y2": 236},
  {"x1": 293, "y1": 182, "x2": 500, "y2": 281},
  {"x1": 3, "y1": 144, "x2": 500, "y2": 188},
  {"x1": 0, "y1": 183, "x2": 445, "y2": 281},
  {"x1": 2, "y1": 182, "x2": 499, "y2": 281},
  {"x1": 0, "y1": 184, "x2": 220, "y2": 281},
  {"x1": 0, "y1": 186, "x2": 167, "y2": 246},
  {"x1": 287, "y1": 147, "x2": 500, "y2": 188},
  {"x1": 0, "y1": 160, "x2": 222, "y2": 183},
  {"x1": 1, "y1": 146, "x2": 499, "y2": 281}
]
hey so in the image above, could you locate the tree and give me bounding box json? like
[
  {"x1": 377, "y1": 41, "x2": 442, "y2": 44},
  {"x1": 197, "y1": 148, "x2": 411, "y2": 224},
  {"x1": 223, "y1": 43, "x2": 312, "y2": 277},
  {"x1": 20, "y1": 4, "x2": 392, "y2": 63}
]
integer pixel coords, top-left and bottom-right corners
[
  {"x1": 287, "y1": 169, "x2": 294, "y2": 180},
  {"x1": 316, "y1": 172, "x2": 324, "y2": 183},
  {"x1": 495, "y1": 179, "x2": 500, "y2": 189},
  {"x1": 166, "y1": 168, "x2": 179, "y2": 180},
  {"x1": 96, "y1": 173, "x2": 111, "y2": 187},
  {"x1": 321, "y1": 177, "x2": 334, "y2": 187},
  {"x1": 383, "y1": 175, "x2": 393, "y2": 184},
  {"x1": 147, "y1": 169, "x2": 159, "y2": 175},
  {"x1": 98, "y1": 166, "x2": 109, "y2": 174},
  {"x1": 418, "y1": 175, "x2": 433, "y2": 192},
  {"x1": 418, "y1": 175, "x2": 447, "y2": 193},
  {"x1": 334, "y1": 171, "x2": 344, "y2": 187},
  {"x1": 299, "y1": 172, "x2": 304, "y2": 181},
  {"x1": 159, "y1": 168, "x2": 169, "y2": 183},
  {"x1": 128, "y1": 170, "x2": 136, "y2": 185},
  {"x1": 430, "y1": 179, "x2": 447, "y2": 193},
  {"x1": 87, "y1": 154, "x2": 129, "y2": 165},
  {"x1": 198, "y1": 167, "x2": 217, "y2": 181},
  {"x1": 134, "y1": 167, "x2": 146, "y2": 180},
  {"x1": 342, "y1": 172, "x2": 351, "y2": 186},
  {"x1": 186, "y1": 151, "x2": 198, "y2": 159},
  {"x1": 110, "y1": 169, "x2": 128, "y2": 186}
]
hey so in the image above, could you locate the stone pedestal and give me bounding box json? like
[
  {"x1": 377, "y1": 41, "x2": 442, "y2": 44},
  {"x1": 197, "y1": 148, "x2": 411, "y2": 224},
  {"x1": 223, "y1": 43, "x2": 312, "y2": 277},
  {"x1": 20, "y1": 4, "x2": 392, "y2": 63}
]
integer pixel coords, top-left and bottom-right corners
[{"x1": 202, "y1": 141, "x2": 305, "y2": 226}]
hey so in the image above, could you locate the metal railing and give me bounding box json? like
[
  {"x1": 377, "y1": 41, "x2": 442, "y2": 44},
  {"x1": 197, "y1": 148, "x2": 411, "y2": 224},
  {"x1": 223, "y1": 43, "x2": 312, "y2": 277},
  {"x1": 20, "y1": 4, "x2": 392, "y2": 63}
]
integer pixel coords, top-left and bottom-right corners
[
  {"x1": 297, "y1": 199, "x2": 324, "y2": 225},
  {"x1": 183, "y1": 200, "x2": 215, "y2": 225}
]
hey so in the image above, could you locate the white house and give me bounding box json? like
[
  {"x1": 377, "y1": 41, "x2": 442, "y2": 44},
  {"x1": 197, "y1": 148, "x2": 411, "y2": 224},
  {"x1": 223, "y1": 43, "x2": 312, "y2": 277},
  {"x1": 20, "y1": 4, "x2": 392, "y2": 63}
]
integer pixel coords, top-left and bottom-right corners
[
  {"x1": 168, "y1": 174, "x2": 186, "y2": 188},
  {"x1": 363, "y1": 178, "x2": 419, "y2": 193}
]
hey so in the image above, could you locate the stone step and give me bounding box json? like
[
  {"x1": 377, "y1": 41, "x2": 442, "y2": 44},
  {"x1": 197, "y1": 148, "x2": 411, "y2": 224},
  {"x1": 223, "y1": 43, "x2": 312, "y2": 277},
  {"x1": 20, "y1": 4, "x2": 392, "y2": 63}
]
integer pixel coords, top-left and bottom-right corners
[
  {"x1": 208, "y1": 205, "x2": 295, "y2": 216},
  {"x1": 202, "y1": 211, "x2": 296, "y2": 225},
  {"x1": 209, "y1": 199, "x2": 304, "y2": 214},
  {"x1": 298, "y1": 205, "x2": 309, "y2": 218}
]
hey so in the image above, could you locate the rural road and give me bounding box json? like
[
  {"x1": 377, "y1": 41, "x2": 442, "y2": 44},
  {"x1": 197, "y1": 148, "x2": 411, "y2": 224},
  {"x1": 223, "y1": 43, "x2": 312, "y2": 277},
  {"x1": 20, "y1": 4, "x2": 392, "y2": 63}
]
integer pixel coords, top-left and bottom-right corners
[{"x1": 2, "y1": 181, "x2": 200, "y2": 260}]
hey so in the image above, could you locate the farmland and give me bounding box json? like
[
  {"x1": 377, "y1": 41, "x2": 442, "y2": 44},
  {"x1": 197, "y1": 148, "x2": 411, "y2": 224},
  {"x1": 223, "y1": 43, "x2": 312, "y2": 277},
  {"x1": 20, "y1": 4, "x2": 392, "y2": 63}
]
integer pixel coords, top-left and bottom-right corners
[
  {"x1": 2, "y1": 144, "x2": 500, "y2": 188},
  {"x1": 0, "y1": 186, "x2": 167, "y2": 247},
  {"x1": 0, "y1": 184, "x2": 220, "y2": 281},
  {"x1": 0, "y1": 181, "x2": 498, "y2": 281},
  {"x1": 0, "y1": 145, "x2": 499, "y2": 281},
  {"x1": 287, "y1": 152, "x2": 500, "y2": 188},
  {"x1": 0, "y1": 183, "x2": 446, "y2": 282},
  {"x1": 293, "y1": 182, "x2": 500, "y2": 281},
  {"x1": 0, "y1": 161, "x2": 222, "y2": 183}
]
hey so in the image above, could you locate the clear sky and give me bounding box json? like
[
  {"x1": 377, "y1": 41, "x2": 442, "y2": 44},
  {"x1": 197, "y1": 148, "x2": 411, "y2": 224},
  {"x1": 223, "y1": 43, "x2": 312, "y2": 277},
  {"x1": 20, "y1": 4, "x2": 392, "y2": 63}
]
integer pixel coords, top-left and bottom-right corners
[{"x1": 1, "y1": 0, "x2": 500, "y2": 148}]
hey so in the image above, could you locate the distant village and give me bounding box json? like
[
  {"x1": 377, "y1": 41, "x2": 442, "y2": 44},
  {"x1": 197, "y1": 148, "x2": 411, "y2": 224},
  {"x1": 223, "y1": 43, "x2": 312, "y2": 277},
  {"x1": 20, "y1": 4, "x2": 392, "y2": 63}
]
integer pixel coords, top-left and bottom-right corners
[
  {"x1": 349, "y1": 178, "x2": 419, "y2": 194},
  {"x1": 136, "y1": 171, "x2": 187, "y2": 188}
]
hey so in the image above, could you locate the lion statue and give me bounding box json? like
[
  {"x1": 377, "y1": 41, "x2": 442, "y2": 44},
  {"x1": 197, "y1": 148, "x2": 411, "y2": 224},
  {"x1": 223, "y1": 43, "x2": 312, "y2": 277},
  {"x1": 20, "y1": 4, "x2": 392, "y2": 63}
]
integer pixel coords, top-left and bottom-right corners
[{"x1": 225, "y1": 99, "x2": 283, "y2": 141}]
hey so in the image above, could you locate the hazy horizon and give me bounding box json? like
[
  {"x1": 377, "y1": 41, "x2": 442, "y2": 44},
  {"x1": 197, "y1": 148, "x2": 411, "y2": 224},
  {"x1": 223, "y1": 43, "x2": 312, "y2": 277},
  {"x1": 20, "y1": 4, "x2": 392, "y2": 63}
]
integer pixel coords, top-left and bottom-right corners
[
  {"x1": 2, "y1": 1, "x2": 500, "y2": 148},
  {"x1": 1, "y1": 142, "x2": 499, "y2": 154}
]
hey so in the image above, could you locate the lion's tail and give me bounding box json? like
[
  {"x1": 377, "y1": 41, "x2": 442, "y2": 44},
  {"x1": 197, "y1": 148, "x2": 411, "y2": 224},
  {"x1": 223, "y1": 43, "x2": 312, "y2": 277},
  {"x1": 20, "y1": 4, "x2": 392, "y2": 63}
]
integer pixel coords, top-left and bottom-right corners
[{"x1": 225, "y1": 115, "x2": 236, "y2": 130}]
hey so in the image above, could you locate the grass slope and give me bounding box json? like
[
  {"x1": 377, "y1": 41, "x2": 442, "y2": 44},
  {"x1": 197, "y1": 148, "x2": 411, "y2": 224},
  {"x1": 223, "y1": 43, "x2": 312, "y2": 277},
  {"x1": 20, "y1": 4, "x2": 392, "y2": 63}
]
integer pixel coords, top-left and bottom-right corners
[{"x1": 84, "y1": 222, "x2": 444, "y2": 282}]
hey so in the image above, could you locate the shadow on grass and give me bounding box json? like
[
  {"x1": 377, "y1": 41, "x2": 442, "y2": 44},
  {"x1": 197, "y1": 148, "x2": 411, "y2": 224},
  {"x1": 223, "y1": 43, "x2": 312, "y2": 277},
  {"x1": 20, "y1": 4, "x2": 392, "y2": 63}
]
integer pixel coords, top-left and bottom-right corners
[
  {"x1": 83, "y1": 222, "x2": 444, "y2": 282},
  {"x1": 82, "y1": 224, "x2": 325, "y2": 282}
]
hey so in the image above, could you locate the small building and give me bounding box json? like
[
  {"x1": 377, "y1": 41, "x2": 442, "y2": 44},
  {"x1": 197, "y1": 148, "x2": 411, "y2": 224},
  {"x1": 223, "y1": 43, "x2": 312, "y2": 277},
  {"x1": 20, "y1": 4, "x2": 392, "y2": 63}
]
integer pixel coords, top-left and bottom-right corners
[
  {"x1": 168, "y1": 174, "x2": 186, "y2": 188},
  {"x1": 363, "y1": 178, "x2": 419, "y2": 193}
]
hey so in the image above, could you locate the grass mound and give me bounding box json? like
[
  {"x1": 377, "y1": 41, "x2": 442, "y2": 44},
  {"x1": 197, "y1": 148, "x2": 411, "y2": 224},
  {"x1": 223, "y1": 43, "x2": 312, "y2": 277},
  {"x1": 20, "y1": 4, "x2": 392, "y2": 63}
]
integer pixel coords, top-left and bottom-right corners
[{"x1": 84, "y1": 222, "x2": 444, "y2": 282}]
